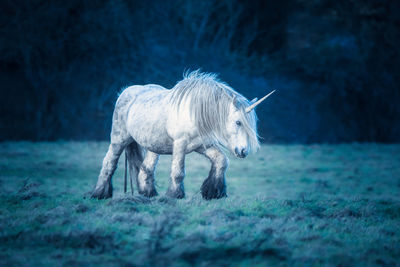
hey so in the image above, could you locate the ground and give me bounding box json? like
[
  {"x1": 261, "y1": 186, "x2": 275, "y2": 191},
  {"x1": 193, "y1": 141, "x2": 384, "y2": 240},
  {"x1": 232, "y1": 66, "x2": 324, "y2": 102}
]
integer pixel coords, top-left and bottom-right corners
[{"x1": 0, "y1": 142, "x2": 399, "y2": 266}]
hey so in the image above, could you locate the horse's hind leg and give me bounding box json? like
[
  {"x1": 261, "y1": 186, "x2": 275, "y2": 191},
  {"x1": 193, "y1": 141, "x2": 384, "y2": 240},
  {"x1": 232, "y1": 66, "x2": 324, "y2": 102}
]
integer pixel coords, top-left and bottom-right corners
[
  {"x1": 91, "y1": 141, "x2": 129, "y2": 199},
  {"x1": 137, "y1": 151, "x2": 159, "y2": 197},
  {"x1": 196, "y1": 146, "x2": 228, "y2": 200},
  {"x1": 92, "y1": 119, "x2": 132, "y2": 199},
  {"x1": 91, "y1": 89, "x2": 134, "y2": 199}
]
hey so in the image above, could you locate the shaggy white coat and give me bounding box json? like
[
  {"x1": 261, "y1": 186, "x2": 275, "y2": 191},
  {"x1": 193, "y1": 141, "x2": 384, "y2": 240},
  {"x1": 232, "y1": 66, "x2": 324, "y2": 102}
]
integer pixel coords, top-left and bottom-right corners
[{"x1": 92, "y1": 71, "x2": 260, "y2": 200}]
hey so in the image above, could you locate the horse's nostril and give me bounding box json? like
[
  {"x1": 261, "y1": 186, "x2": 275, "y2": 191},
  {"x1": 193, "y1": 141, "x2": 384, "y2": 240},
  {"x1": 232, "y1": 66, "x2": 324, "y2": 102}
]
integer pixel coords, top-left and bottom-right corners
[
  {"x1": 234, "y1": 147, "x2": 239, "y2": 156},
  {"x1": 240, "y1": 148, "x2": 247, "y2": 157}
]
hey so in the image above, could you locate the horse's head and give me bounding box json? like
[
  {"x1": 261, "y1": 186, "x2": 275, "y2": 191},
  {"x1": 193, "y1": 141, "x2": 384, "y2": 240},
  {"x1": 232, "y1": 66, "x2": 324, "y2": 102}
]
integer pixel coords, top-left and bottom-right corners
[
  {"x1": 169, "y1": 71, "x2": 275, "y2": 157},
  {"x1": 225, "y1": 91, "x2": 275, "y2": 158}
]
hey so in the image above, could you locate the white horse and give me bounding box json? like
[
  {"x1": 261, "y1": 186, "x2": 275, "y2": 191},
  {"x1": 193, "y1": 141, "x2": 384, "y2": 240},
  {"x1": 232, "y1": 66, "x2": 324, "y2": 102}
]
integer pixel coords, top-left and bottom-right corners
[{"x1": 91, "y1": 71, "x2": 274, "y2": 200}]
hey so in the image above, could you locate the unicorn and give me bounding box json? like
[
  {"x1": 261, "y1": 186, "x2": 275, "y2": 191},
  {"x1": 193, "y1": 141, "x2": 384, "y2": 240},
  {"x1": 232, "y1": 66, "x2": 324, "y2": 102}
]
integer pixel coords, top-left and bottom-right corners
[{"x1": 91, "y1": 71, "x2": 274, "y2": 200}]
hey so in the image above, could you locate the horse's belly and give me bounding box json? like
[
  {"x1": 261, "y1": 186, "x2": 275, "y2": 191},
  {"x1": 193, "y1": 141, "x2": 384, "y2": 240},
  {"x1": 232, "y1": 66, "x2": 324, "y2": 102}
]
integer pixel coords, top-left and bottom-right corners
[{"x1": 132, "y1": 129, "x2": 174, "y2": 154}]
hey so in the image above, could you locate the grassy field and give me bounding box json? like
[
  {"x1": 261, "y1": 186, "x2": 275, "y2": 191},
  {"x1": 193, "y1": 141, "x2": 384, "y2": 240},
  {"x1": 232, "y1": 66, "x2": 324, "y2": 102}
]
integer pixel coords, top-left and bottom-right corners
[{"x1": 0, "y1": 142, "x2": 399, "y2": 266}]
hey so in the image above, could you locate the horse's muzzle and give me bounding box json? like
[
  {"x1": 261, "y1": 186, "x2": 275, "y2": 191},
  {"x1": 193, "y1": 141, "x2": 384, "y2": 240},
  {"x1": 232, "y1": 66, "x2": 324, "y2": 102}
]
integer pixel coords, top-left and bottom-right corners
[{"x1": 234, "y1": 147, "x2": 248, "y2": 158}]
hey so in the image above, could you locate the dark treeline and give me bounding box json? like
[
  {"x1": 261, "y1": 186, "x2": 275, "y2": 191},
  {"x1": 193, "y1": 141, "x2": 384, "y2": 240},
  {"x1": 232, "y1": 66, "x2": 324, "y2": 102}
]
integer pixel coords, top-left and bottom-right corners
[{"x1": 1, "y1": 0, "x2": 399, "y2": 142}]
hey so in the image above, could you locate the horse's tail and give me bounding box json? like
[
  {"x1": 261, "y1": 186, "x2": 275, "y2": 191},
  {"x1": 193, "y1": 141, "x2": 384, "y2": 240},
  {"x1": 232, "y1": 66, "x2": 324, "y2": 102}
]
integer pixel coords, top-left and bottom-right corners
[
  {"x1": 124, "y1": 150, "x2": 128, "y2": 194},
  {"x1": 124, "y1": 141, "x2": 144, "y2": 195}
]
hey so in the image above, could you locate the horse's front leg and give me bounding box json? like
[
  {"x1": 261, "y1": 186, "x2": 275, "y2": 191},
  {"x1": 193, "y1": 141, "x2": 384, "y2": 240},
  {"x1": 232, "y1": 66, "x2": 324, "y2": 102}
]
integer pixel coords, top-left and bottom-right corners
[
  {"x1": 137, "y1": 151, "x2": 159, "y2": 197},
  {"x1": 197, "y1": 146, "x2": 228, "y2": 200},
  {"x1": 166, "y1": 140, "x2": 187, "y2": 199}
]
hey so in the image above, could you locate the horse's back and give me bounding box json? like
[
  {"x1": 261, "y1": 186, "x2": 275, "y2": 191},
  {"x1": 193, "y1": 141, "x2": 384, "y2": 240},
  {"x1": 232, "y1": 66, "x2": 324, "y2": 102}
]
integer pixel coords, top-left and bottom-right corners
[
  {"x1": 144, "y1": 84, "x2": 167, "y2": 91},
  {"x1": 115, "y1": 84, "x2": 169, "y2": 112},
  {"x1": 121, "y1": 84, "x2": 167, "y2": 97}
]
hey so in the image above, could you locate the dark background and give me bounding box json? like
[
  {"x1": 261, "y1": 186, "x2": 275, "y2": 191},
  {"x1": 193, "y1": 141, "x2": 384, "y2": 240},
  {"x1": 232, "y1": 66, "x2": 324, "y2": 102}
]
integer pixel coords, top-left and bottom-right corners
[{"x1": 1, "y1": 0, "x2": 399, "y2": 143}]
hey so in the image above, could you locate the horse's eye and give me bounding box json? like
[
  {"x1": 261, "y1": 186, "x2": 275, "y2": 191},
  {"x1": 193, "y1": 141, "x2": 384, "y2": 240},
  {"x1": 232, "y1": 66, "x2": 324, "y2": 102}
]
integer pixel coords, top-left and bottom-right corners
[{"x1": 236, "y1": 121, "x2": 242, "y2": 126}]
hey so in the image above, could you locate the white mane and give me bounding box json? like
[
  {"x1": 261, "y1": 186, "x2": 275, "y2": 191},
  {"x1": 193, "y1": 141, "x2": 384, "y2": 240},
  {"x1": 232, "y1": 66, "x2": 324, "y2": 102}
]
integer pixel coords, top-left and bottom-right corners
[{"x1": 170, "y1": 70, "x2": 259, "y2": 152}]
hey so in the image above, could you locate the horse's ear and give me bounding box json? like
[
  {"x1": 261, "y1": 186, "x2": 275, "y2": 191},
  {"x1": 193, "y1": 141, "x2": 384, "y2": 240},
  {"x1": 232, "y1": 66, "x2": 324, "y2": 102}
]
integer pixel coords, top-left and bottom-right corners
[{"x1": 249, "y1": 98, "x2": 258, "y2": 105}]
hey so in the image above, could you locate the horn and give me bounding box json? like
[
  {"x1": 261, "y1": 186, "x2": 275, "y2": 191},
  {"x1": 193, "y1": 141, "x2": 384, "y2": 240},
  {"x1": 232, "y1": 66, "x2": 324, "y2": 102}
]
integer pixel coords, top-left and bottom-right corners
[
  {"x1": 245, "y1": 90, "x2": 276, "y2": 113},
  {"x1": 249, "y1": 97, "x2": 258, "y2": 105}
]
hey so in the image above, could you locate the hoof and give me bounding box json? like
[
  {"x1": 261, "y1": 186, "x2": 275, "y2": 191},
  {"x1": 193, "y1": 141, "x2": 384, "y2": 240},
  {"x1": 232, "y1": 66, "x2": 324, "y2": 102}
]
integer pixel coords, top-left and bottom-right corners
[
  {"x1": 139, "y1": 187, "x2": 158, "y2": 198},
  {"x1": 91, "y1": 183, "x2": 113, "y2": 199},
  {"x1": 166, "y1": 185, "x2": 185, "y2": 199},
  {"x1": 201, "y1": 178, "x2": 227, "y2": 200}
]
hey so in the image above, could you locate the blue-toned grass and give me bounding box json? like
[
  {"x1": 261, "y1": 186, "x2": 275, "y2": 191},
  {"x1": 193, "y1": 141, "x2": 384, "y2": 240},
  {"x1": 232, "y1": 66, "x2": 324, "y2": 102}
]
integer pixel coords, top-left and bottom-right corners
[{"x1": 0, "y1": 142, "x2": 399, "y2": 266}]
